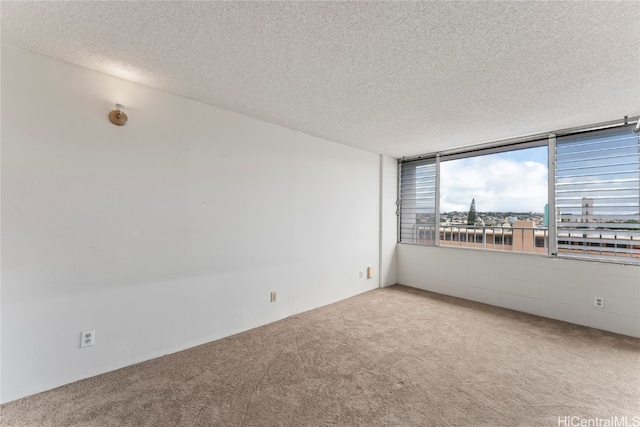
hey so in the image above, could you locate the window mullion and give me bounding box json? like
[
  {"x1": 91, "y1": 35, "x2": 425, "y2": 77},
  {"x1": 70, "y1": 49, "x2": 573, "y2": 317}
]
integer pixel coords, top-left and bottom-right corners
[
  {"x1": 548, "y1": 133, "x2": 558, "y2": 256},
  {"x1": 435, "y1": 154, "x2": 441, "y2": 247}
]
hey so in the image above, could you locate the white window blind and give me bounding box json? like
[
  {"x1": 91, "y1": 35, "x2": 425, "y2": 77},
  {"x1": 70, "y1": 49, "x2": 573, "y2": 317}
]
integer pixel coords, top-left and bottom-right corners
[
  {"x1": 555, "y1": 126, "x2": 640, "y2": 262},
  {"x1": 399, "y1": 158, "x2": 437, "y2": 245}
]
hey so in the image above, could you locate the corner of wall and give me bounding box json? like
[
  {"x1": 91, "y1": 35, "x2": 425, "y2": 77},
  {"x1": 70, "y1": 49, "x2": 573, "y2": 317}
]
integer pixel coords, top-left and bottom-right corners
[{"x1": 379, "y1": 155, "x2": 398, "y2": 288}]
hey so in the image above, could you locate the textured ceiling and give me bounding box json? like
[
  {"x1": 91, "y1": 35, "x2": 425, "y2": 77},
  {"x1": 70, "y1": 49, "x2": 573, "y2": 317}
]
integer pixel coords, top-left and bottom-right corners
[{"x1": 2, "y1": 1, "x2": 639, "y2": 157}]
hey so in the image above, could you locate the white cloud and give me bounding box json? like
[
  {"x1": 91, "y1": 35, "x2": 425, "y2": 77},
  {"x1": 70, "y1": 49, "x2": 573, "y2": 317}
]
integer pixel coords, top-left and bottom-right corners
[{"x1": 440, "y1": 156, "x2": 548, "y2": 213}]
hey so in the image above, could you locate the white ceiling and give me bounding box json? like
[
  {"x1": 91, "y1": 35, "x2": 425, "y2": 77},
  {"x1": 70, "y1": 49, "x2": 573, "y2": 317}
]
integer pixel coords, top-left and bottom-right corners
[{"x1": 2, "y1": 1, "x2": 639, "y2": 158}]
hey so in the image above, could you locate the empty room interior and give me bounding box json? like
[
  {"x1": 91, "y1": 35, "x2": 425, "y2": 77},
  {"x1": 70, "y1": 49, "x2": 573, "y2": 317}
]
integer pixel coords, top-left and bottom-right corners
[{"x1": 1, "y1": 2, "x2": 639, "y2": 426}]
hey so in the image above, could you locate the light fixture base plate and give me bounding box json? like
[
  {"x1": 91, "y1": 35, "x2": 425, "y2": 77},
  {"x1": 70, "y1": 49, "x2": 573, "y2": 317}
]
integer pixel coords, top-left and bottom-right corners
[{"x1": 109, "y1": 110, "x2": 128, "y2": 126}]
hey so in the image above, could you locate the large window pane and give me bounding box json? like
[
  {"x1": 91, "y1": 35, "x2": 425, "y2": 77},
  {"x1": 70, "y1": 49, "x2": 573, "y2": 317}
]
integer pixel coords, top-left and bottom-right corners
[{"x1": 438, "y1": 146, "x2": 549, "y2": 254}]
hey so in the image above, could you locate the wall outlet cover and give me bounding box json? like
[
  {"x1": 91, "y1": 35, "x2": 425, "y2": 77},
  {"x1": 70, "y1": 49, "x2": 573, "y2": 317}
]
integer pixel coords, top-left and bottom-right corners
[
  {"x1": 80, "y1": 329, "x2": 95, "y2": 348},
  {"x1": 594, "y1": 296, "x2": 604, "y2": 308}
]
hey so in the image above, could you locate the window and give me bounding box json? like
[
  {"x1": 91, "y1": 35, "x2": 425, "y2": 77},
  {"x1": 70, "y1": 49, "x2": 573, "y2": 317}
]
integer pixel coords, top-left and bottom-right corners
[
  {"x1": 398, "y1": 118, "x2": 640, "y2": 264},
  {"x1": 399, "y1": 157, "x2": 437, "y2": 245},
  {"x1": 438, "y1": 144, "x2": 548, "y2": 255},
  {"x1": 555, "y1": 126, "x2": 639, "y2": 261},
  {"x1": 493, "y1": 235, "x2": 513, "y2": 246}
]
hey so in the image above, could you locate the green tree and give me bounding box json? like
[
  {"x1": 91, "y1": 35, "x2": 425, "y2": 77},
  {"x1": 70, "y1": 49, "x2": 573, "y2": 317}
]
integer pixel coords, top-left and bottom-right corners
[{"x1": 467, "y1": 198, "x2": 477, "y2": 225}]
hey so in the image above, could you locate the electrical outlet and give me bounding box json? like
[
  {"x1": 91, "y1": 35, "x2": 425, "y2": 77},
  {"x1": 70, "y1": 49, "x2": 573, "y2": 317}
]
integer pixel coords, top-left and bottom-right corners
[
  {"x1": 359, "y1": 271, "x2": 364, "y2": 279},
  {"x1": 594, "y1": 296, "x2": 605, "y2": 309},
  {"x1": 80, "y1": 329, "x2": 95, "y2": 348},
  {"x1": 270, "y1": 292, "x2": 277, "y2": 303}
]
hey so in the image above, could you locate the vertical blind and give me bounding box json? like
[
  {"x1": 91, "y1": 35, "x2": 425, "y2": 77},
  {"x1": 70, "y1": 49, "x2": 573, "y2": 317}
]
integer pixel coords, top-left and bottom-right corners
[
  {"x1": 399, "y1": 158, "x2": 437, "y2": 245},
  {"x1": 555, "y1": 126, "x2": 640, "y2": 260}
]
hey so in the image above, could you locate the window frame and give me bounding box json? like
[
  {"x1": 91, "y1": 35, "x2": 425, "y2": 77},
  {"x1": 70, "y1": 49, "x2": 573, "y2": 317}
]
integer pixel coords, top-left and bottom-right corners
[{"x1": 397, "y1": 118, "x2": 640, "y2": 265}]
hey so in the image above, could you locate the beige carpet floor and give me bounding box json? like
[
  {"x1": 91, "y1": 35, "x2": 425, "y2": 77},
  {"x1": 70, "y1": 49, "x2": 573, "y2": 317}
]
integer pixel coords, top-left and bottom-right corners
[{"x1": 1, "y1": 285, "x2": 639, "y2": 426}]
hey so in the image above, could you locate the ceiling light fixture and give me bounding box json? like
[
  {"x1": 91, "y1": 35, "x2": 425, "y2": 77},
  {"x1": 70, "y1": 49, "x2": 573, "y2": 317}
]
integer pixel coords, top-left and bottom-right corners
[{"x1": 109, "y1": 103, "x2": 128, "y2": 126}]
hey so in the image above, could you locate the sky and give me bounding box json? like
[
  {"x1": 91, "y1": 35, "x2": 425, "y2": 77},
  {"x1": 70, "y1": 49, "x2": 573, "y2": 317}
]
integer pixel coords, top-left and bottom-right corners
[{"x1": 440, "y1": 146, "x2": 548, "y2": 213}]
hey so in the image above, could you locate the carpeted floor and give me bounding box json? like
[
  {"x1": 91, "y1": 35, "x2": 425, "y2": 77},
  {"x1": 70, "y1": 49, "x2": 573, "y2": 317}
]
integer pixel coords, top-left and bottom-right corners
[{"x1": 1, "y1": 285, "x2": 639, "y2": 426}]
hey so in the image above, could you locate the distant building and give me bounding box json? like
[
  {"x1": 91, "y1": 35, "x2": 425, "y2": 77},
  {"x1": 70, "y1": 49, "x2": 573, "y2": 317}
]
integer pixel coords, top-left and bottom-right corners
[
  {"x1": 408, "y1": 220, "x2": 639, "y2": 259},
  {"x1": 582, "y1": 197, "x2": 593, "y2": 223},
  {"x1": 437, "y1": 220, "x2": 548, "y2": 254}
]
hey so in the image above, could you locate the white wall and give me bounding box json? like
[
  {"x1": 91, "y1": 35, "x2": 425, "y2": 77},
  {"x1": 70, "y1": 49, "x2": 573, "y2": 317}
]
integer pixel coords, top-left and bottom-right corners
[
  {"x1": 398, "y1": 244, "x2": 640, "y2": 337},
  {"x1": 0, "y1": 45, "x2": 381, "y2": 403},
  {"x1": 379, "y1": 155, "x2": 397, "y2": 287}
]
